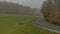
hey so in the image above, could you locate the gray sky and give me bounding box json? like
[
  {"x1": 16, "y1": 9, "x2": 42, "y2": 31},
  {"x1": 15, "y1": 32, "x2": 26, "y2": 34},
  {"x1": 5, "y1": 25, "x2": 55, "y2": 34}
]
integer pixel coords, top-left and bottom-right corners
[{"x1": 0, "y1": 0, "x2": 45, "y2": 8}]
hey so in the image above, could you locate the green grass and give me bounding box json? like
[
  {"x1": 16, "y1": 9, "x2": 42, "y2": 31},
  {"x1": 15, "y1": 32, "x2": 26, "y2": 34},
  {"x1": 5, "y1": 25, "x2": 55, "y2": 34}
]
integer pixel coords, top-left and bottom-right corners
[{"x1": 0, "y1": 14, "x2": 59, "y2": 34}]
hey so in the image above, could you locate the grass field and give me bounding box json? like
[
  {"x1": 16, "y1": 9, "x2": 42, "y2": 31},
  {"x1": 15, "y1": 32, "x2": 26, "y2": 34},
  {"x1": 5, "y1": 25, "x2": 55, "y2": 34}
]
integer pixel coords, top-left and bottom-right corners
[{"x1": 0, "y1": 14, "x2": 59, "y2": 34}]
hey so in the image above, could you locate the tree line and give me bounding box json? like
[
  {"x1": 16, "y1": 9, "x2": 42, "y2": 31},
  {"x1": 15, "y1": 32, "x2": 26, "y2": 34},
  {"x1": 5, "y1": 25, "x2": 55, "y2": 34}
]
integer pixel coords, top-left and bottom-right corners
[
  {"x1": 0, "y1": 1, "x2": 35, "y2": 15},
  {"x1": 41, "y1": 0, "x2": 60, "y2": 26}
]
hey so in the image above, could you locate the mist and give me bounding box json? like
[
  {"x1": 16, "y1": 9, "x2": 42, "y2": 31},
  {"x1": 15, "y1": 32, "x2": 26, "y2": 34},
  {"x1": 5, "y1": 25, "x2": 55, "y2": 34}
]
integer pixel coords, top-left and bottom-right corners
[{"x1": 0, "y1": 0, "x2": 45, "y2": 8}]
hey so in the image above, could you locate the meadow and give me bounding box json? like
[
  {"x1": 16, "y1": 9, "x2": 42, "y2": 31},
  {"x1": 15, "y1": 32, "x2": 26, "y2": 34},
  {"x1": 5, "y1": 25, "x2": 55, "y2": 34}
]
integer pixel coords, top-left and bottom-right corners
[{"x1": 0, "y1": 14, "x2": 59, "y2": 34}]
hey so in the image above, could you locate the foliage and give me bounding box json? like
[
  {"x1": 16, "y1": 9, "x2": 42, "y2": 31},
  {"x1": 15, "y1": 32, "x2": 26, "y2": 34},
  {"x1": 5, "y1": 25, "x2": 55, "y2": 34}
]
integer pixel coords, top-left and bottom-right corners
[
  {"x1": 41, "y1": 0, "x2": 60, "y2": 25},
  {"x1": 0, "y1": 1, "x2": 35, "y2": 15}
]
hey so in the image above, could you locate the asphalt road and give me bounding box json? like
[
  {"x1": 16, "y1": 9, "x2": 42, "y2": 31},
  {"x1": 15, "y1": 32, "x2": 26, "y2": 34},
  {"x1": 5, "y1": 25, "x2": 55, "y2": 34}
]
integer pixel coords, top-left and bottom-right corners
[{"x1": 33, "y1": 18, "x2": 60, "y2": 33}]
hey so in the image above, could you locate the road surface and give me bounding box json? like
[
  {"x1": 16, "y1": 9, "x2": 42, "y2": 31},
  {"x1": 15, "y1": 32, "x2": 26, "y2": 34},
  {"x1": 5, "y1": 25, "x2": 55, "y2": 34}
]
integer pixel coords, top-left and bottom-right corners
[{"x1": 33, "y1": 18, "x2": 60, "y2": 33}]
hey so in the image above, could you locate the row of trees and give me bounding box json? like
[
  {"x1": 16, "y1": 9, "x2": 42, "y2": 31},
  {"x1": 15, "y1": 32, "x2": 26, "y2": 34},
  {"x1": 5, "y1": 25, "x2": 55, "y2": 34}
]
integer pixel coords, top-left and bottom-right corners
[
  {"x1": 0, "y1": 1, "x2": 35, "y2": 15},
  {"x1": 41, "y1": 0, "x2": 60, "y2": 25}
]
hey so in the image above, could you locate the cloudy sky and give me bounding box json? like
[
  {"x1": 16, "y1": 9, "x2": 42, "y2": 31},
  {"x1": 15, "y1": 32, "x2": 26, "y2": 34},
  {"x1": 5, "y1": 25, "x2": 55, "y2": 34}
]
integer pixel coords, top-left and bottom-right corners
[{"x1": 0, "y1": 0, "x2": 45, "y2": 8}]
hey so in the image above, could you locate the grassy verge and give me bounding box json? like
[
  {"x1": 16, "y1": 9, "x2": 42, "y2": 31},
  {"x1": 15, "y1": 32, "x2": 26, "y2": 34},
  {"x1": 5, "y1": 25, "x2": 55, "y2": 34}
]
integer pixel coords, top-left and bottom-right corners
[{"x1": 0, "y1": 14, "x2": 59, "y2": 34}]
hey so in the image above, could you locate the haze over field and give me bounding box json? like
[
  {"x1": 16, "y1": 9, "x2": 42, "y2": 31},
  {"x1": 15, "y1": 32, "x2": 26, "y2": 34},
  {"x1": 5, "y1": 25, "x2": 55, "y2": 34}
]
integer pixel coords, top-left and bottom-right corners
[{"x1": 0, "y1": 0, "x2": 45, "y2": 8}]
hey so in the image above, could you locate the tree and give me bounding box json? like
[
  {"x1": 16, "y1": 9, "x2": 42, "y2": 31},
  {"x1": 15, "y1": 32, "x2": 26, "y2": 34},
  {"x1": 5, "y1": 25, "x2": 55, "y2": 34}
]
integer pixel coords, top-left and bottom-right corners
[
  {"x1": 54, "y1": 0, "x2": 60, "y2": 8},
  {"x1": 0, "y1": 1, "x2": 35, "y2": 15},
  {"x1": 41, "y1": 0, "x2": 60, "y2": 25},
  {"x1": 41, "y1": 0, "x2": 53, "y2": 18}
]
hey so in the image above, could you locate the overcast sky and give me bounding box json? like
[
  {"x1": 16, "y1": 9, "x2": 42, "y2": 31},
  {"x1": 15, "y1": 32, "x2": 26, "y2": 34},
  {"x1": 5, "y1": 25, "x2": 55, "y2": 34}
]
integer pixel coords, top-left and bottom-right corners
[{"x1": 0, "y1": 0, "x2": 45, "y2": 8}]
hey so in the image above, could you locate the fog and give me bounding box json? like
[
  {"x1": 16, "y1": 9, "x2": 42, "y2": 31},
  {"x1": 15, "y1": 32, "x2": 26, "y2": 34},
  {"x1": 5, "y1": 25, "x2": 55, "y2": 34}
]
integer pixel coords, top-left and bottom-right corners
[{"x1": 0, "y1": 0, "x2": 45, "y2": 8}]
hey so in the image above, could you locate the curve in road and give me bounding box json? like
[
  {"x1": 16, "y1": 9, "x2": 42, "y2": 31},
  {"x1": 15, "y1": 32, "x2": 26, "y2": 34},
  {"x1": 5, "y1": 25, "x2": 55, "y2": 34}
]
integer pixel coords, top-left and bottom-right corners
[{"x1": 32, "y1": 18, "x2": 60, "y2": 33}]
